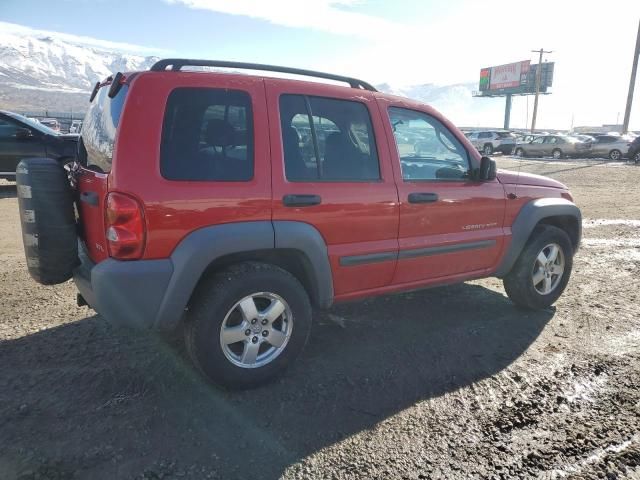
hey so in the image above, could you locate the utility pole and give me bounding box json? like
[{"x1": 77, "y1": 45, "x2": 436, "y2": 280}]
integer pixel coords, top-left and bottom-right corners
[
  {"x1": 530, "y1": 48, "x2": 553, "y2": 133},
  {"x1": 503, "y1": 94, "x2": 512, "y2": 129},
  {"x1": 622, "y1": 19, "x2": 640, "y2": 134}
]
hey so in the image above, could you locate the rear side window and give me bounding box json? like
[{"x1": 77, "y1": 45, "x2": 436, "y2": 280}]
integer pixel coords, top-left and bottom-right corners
[
  {"x1": 279, "y1": 94, "x2": 380, "y2": 182},
  {"x1": 79, "y1": 84, "x2": 128, "y2": 173},
  {"x1": 161, "y1": 88, "x2": 253, "y2": 181}
]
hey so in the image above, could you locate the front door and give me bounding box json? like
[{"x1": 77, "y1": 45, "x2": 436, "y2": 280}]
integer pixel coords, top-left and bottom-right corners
[
  {"x1": 266, "y1": 81, "x2": 399, "y2": 298},
  {"x1": 527, "y1": 136, "x2": 546, "y2": 157},
  {"x1": 378, "y1": 100, "x2": 506, "y2": 286}
]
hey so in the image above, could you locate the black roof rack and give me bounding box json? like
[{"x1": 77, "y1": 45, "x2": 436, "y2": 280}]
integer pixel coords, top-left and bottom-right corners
[{"x1": 149, "y1": 59, "x2": 377, "y2": 92}]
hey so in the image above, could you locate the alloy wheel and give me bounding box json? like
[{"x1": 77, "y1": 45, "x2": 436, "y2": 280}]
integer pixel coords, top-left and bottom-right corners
[
  {"x1": 532, "y1": 243, "x2": 565, "y2": 295},
  {"x1": 219, "y1": 292, "x2": 293, "y2": 368}
]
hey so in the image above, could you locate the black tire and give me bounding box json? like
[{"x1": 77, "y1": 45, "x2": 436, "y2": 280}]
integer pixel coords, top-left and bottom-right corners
[
  {"x1": 608, "y1": 149, "x2": 622, "y2": 161},
  {"x1": 483, "y1": 144, "x2": 493, "y2": 155},
  {"x1": 16, "y1": 158, "x2": 78, "y2": 285},
  {"x1": 552, "y1": 149, "x2": 563, "y2": 159},
  {"x1": 184, "y1": 262, "x2": 312, "y2": 389},
  {"x1": 503, "y1": 225, "x2": 573, "y2": 310},
  {"x1": 515, "y1": 147, "x2": 525, "y2": 157},
  {"x1": 634, "y1": 151, "x2": 640, "y2": 165}
]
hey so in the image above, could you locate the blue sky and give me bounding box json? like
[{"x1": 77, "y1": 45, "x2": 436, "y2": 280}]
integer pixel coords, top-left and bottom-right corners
[
  {"x1": 2, "y1": 0, "x2": 640, "y2": 129},
  {"x1": 0, "y1": 0, "x2": 462, "y2": 83}
]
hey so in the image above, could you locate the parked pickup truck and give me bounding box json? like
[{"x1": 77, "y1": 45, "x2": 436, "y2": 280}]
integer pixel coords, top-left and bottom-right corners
[{"x1": 16, "y1": 60, "x2": 581, "y2": 389}]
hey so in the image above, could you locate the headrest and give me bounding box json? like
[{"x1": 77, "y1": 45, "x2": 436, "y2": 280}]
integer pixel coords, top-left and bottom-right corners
[{"x1": 205, "y1": 119, "x2": 235, "y2": 147}]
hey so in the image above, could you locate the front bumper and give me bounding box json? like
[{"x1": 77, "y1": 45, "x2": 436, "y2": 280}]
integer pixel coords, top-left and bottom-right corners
[{"x1": 74, "y1": 241, "x2": 174, "y2": 330}]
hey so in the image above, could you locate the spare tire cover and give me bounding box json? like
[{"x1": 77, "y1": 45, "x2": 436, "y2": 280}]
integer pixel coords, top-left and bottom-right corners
[{"x1": 16, "y1": 158, "x2": 79, "y2": 285}]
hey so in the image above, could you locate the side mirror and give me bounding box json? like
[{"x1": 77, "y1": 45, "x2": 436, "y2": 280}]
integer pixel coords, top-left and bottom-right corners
[
  {"x1": 15, "y1": 128, "x2": 33, "y2": 140},
  {"x1": 478, "y1": 156, "x2": 497, "y2": 181}
]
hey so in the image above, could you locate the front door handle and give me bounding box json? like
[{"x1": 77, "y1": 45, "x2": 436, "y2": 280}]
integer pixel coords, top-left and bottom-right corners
[
  {"x1": 282, "y1": 194, "x2": 322, "y2": 207},
  {"x1": 408, "y1": 192, "x2": 438, "y2": 204}
]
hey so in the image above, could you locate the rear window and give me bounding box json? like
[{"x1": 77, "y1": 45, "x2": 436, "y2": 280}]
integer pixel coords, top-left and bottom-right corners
[
  {"x1": 79, "y1": 84, "x2": 128, "y2": 173},
  {"x1": 160, "y1": 88, "x2": 253, "y2": 182}
]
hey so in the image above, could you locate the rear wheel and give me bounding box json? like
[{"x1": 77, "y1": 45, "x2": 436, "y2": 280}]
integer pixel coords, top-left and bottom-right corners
[
  {"x1": 634, "y1": 151, "x2": 640, "y2": 164},
  {"x1": 184, "y1": 262, "x2": 312, "y2": 389},
  {"x1": 503, "y1": 225, "x2": 573, "y2": 310},
  {"x1": 552, "y1": 149, "x2": 563, "y2": 159},
  {"x1": 483, "y1": 144, "x2": 493, "y2": 155},
  {"x1": 608, "y1": 149, "x2": 622, "y2": 161}
]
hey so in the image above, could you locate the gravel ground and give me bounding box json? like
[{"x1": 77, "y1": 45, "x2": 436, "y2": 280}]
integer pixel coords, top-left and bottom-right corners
[{"x1": 0, "y1": 157, "x2": 639, "y2": 480}]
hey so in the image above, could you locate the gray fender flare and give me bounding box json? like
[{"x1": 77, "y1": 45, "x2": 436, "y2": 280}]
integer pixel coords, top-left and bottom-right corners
[
  {"x1": 273, "y1": 221, "x2": 334, "y2": 309},
  {"x1": 154, "y1": 220, "x2": 333, "y2": 330},
  {"x1": 494, "y1": 198, "x2": 581, "y2": 278}
]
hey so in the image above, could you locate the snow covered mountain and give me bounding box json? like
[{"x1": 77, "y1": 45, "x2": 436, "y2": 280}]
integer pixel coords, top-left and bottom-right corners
[
  {"x1": 0, "y1": 28, "x2": 500, "y2": 126},
  {"x1": 0, "y1": 30, "x2": 158, "y2": 112}
]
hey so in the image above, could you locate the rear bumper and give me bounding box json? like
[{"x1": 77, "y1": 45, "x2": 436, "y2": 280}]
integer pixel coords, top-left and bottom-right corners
[{"x1": 74, "y1": 241, "x2": 174, "y2": 330}]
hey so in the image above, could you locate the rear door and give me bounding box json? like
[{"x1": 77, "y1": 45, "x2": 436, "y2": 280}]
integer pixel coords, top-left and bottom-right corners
[
  {"x1": 542, "y1": 136, "x2": 558, "y2": 156},
  {"x1": 266, "y1": 80, "x2": 399, "y2": 299},
  {"x1": 379, "y1": 100, "x2": 506, "y2": 285},
  {"x1": 591, "y1": 136, "x2": 612, "y2": 157}
]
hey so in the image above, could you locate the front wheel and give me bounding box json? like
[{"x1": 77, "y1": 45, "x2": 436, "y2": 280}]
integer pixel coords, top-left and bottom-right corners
[
  {"x1": 552, "y1": 149, "x2": 563, "y2": 159},
  {"x1": 515, "y1": 147, "x2": 525, "y2": 157},
  {"x1": 634, "y1": 151, "x2": 640, "y2": 164},
  {"x1": 503, "y1": 225, "x2": 573, "y2": 310},
  {"x1": 184, "y1": 262, "x2": 312, "y2": 389},
  {"x1": 483, "y1": 144, "x2": 494, "y2": 155},
  {"x1": 608, "y1": 149, "x2": 622, "y2": 161}
]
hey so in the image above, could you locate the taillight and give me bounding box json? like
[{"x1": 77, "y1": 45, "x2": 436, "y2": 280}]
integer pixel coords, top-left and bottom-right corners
[{"x1": 105, "y1": 192, "x2": 145, "y2": 260}]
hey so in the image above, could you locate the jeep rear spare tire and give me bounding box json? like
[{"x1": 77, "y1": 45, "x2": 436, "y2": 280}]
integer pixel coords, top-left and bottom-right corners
[{"x1": 16, "y1": 158, "x2": 78, "y2": 285}]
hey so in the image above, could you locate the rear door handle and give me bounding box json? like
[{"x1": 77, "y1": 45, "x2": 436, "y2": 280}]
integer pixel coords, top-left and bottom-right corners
[
  {"x1": 408, "y1": 192, "x2": 438, "y2": 204},
  {"x1": 282, "y1": 194, "x2": 322, "y2": 207}
]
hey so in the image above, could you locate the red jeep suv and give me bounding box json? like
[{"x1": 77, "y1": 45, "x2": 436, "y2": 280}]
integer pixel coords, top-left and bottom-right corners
[{"x1": 17, "y1": 59, "x2": 581, "y2": 389}]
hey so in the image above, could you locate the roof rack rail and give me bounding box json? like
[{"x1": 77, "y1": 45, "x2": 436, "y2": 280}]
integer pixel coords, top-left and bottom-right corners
[{"x1": 149, "y1": 59, "x2": 378, "y2": 92}]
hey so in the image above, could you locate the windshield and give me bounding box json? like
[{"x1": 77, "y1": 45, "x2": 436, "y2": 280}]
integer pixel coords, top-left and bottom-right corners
[{"x1": 4, "y1": 112, "x2": 59, "y2": 136}]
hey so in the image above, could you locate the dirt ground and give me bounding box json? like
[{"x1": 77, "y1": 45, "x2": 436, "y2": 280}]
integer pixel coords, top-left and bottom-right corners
[{"x1": 0, "y1": 157, "x2": 639, "y2": 480}]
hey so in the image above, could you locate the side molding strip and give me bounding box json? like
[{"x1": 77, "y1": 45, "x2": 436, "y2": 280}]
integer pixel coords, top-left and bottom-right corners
[
  {"x1": 398, "y1": 240, "x2": 496, "y2": 260},
  {"x1": 339, "y1": 240, "x2": 496, "y2": 267},
  {"x1": 340, "y1": 251, "x2": 398, "y2": 267}
]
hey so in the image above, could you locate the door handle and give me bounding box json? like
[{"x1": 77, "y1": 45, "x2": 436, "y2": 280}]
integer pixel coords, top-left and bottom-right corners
[
  {"x1": 408, "y1": 192, "x2": 438, "y2": 204},
  {"x1": 282, "y1": 194, "x2": 322, "y2": 207},
  {"x1": 80, "y1": 191, "x2": 98, "y2": 206}
]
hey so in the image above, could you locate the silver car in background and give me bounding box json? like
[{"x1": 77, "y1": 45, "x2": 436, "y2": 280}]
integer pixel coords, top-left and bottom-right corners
[
  {"x1": 466, "y1": 130, "x2": 516, "y2": 155},
  {"x1": 516, "y1": 135, "x2": 591, "y2": 159},
  {"x1": 587, "y1": 135, "x2": 632, "y2": 160}
]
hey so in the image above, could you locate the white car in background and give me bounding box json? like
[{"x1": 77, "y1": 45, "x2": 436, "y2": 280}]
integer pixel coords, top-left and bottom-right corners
[{"x1": 465, "y1": 130, "x2": 516, "y2": 155}]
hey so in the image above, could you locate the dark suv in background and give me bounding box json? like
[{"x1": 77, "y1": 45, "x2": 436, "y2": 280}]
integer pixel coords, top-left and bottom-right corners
[{"x1": 0, "y1": 110, "x2": 78, "y2": 180}]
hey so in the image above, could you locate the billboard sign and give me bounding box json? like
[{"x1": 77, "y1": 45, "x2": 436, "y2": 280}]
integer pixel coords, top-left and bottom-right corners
[
  {"x1": 477, "y1": 61, "x2": 553, "y2": 96},
  {"x1": 489, "y1": 61, "x2": 530, "y2": 90}
]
